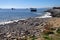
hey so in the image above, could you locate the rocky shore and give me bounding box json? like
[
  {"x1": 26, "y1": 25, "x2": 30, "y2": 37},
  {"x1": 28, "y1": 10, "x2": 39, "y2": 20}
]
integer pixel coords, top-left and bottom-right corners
[
  {"x1": 0, "y1": 18, "x2": 47, "y2": 40},
  {"x1": 45, "y1": 7, "x2": 60, "y2": 17},
  {"x1": 0, "y1": 17, "x2": 60, "y2": 40}
]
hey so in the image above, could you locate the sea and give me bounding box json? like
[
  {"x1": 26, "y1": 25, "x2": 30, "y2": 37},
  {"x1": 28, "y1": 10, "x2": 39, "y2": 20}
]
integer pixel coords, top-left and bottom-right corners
[{"x1": 0, "y1": 8, "x2": 51, "y2": 24}]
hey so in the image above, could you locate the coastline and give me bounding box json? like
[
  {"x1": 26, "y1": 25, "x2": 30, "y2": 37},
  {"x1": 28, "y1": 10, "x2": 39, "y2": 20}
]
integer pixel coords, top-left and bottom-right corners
[
  {"x1": 0, "y1": 19, "x2": 26, "y2": 25},
  {"x1": 35, "y1": 12, "x2": 52, "y2": 18},
  {"x1": 0, "y1": 7, "x2": 60, "y2": 40}
]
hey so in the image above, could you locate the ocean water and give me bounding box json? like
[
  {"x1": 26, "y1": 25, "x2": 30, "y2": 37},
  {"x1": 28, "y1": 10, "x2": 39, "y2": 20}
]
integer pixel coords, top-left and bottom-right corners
[{"x1": 0, "y1": 8, "x2": 48, "y2": 22}]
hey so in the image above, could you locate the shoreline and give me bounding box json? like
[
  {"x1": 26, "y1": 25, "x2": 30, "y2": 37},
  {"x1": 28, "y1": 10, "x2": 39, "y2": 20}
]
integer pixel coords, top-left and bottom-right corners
[
  {"x1": 0, "y1": 19, "x2": 26, "y2": 25},
  {"x1": 0, "y1": 17, "x2": 52, "y2": 25},
  {"x1": 35, "y1": 12, "x2": 52, "y2": 18},
  {"x1": 0, "y1": 15, "x2": 52, "y2": 25}
]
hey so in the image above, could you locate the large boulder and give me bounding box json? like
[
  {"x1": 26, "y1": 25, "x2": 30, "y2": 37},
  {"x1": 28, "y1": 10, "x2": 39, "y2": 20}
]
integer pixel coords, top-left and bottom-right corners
[{"x1": 45, "y1": 7, "x2": 60, "y2": 17}]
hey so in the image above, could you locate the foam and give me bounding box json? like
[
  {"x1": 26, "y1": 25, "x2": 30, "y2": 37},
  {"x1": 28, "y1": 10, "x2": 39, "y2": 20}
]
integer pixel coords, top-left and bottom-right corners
[
  {"x1": 0, "y1": 19, "x2": 26, "y2": 25},
  {"x1": 35, "y1": 12, "x2": 52, "y2": 18}
]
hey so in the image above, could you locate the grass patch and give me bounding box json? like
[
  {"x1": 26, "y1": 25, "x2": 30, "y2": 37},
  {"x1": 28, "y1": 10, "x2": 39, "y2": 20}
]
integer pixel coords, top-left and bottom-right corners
[
  {"x1": 57, "y1": 28, "x2": 60, "y2": 34},
  {"x1": 43, "y1": 34, "x2": 52, "y2": 40}
]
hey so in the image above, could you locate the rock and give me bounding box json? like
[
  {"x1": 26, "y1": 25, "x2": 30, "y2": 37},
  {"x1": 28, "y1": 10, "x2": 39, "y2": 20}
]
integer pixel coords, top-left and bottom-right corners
[
  {"x1": 45, "y1": 7, "x2": 60, "y2": 17},
  {"x1": 0, "y1": 17, "x2": 60, "y2": 40}
]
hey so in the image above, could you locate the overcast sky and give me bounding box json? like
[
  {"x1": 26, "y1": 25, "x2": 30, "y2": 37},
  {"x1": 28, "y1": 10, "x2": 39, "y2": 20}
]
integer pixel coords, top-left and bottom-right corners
[{"x1": 0, "y1": 0, "x2": 60, "y2": 8}]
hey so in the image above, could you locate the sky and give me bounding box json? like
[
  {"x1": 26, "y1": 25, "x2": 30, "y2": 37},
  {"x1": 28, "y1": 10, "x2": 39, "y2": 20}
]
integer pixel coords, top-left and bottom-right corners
[{"x1": 0, "y1": 0, "x2": 60, "y2": 8}]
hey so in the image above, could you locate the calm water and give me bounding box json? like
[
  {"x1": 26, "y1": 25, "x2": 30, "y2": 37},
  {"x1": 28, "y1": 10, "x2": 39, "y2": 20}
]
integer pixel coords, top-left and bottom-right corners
[{"x1": 0, "y1": 8, "x2": 47, "y2": 22}]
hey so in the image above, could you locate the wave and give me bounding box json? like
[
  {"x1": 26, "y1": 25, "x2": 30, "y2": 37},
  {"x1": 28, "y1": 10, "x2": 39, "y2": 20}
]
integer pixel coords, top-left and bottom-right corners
[
  {"x1": 0, "y1": 19, "x2": 26, "y2": 25},
  {"x1": 35, "y1": 12, "x2": 52, "y2": 18}
]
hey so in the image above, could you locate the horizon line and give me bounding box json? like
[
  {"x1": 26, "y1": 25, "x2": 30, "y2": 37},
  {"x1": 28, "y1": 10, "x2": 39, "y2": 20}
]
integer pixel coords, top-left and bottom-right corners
[{"x1": 0, "y1": 6, "x2": 59, "y2": 9}]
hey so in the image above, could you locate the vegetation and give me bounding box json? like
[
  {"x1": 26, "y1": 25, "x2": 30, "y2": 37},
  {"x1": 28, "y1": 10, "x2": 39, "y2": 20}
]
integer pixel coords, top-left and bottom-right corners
[
  {"x1": 43, "y1": 35, "x2": 51, "y2": 40},
  {"x1": 57, "y1": 28, "x2": 60, "y2": 33}
]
